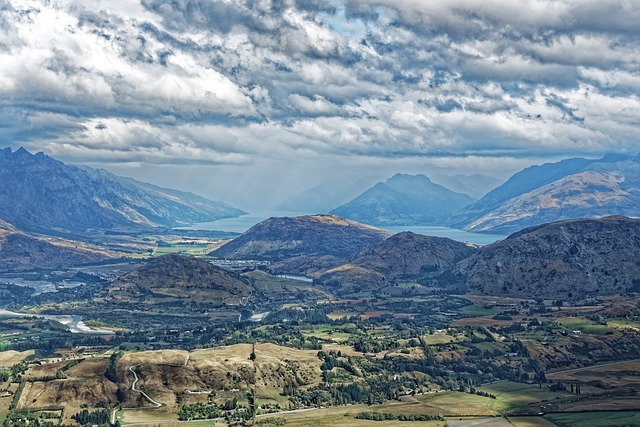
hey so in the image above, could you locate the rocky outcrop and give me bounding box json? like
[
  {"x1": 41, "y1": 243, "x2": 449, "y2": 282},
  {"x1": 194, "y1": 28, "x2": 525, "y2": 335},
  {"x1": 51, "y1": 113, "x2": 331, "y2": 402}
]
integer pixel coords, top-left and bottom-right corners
[{"x1": 351, "y1": 232, "x2": 477, "y2": 280}]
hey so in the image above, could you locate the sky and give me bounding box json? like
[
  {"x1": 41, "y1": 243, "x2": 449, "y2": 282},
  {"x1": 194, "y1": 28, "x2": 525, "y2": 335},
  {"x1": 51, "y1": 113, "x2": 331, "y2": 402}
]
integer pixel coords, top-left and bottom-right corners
[{"x1": 1, "y1": 0, "x2": 639, "y2": 210}]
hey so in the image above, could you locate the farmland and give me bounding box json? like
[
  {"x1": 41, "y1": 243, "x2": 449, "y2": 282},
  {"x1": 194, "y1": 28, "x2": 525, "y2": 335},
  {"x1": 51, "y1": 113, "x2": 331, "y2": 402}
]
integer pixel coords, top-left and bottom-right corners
[{"x1": 1, "y1": 268, "x2": 639, "y2": 426}]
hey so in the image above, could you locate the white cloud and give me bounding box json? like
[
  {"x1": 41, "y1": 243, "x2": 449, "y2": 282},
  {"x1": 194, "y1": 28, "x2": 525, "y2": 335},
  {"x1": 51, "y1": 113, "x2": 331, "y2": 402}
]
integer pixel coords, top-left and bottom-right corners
[
  {"x1": 288, "y1": 93, "x2": 339, "y2": 115},
  {"x1": 1, "y1": 0, "x2": 639, "y2": 207}
]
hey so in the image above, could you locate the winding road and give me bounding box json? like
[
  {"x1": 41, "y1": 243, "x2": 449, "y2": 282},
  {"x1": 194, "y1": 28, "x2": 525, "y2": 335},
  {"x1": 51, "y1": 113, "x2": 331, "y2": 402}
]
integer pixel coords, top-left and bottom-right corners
[{"x1": 129, "y1": 365, "x2": 162, "y2": 407}]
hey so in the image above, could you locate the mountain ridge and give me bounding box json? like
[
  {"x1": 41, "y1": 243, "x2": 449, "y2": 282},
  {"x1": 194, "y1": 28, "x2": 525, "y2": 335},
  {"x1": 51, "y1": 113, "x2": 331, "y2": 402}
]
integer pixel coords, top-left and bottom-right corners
[
  {"x1": 0, "y1": 147, "x2": 245, "y2": 236},
  {"x1": 447, "y1": 154, "x2": 640, "y2": 234},
  {"x1": 437, "y1": 216, "x2": 640, "y2": 299},
  {"x1": 330, "y1": 173, "x2": 474, "y2": 226},
  {"x1": 210, "y1": 214, "x2": 392, "y2": 276}
]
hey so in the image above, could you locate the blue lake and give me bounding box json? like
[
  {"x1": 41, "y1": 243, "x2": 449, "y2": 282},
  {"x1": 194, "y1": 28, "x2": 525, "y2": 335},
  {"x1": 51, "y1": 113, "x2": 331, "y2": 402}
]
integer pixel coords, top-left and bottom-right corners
[{"x1": 185, "y1": 211, "x2": 506, "y2": 245}]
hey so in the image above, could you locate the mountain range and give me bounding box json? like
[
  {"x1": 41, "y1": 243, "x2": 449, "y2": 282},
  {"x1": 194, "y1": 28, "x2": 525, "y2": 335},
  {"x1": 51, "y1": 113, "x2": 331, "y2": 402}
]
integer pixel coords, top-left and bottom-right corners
[
  {"x1": 213, "y1": 213, "x2": 640, "y2": 300},
  {"x1": 330, "y1": 174, "x2": 474, "y2": 226},
  {"x1": 0, "y1": 147, "x2": 245, "y2": 236},
  {"x1": 275, "y1": 175, "x2": 379, "y2": 213},
  {"x1": 447, "y1": 154, "x2": 640, "y2": 234}
]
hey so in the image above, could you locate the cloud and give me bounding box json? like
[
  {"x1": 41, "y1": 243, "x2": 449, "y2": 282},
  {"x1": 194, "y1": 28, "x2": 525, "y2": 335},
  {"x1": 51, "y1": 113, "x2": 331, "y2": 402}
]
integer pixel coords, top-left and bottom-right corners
[
  {"x1": 288, "y1": 93, "x2": 340, "y2": 115},
  {"x1": 0, "y1": 0, "x2": 639, "y2": 207}
]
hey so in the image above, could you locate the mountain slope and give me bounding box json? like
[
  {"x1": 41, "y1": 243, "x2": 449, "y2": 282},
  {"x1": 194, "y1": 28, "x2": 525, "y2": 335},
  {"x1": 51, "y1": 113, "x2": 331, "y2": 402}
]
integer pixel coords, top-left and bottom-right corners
[
  {"x1": 431, "y1": 173, "x2": 503, "y2": 199},
  {"x1": 447, "y1": 154, "x2": 640, "y2": 234},
  {"x1": 352, "y1": 232, "x2": 477, "y2": 280},
  {"x1": 317, "y1": 231, "x2": 477, "y2": 292},
  {"x1": 446, "y1": 157, "x2": 597, "y2": 229},
  {"x1": 276, "y1": 175, "x2": 378, "y2": 213},
  {"x1": 0, "y1": 147, "x2": 245, "y2": 235},
  {"x1": 210, "y1": 214, "x2": 392, "y2": 275},
  {"x1": 0, "y1": 231, "x2": 112, "y2": 272},
  {"x1": 442, "y1": 216, "x2": 640, "y2": 299},
  {"x1": 110, "y1": 254, "x2": 252, "y2": 304},
  {"x1": 330, "y1": 174, "x2": 474, "y2": 226},
  {"x1": 211, "y1": 214, "x2": 391, "y2": 261}
]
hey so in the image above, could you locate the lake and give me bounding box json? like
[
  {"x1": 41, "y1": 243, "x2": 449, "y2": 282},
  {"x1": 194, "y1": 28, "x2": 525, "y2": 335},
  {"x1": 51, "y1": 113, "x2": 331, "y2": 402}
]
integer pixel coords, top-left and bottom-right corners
[{"x1": 185, "y1": 211, "x2": 506, "y2": 245}]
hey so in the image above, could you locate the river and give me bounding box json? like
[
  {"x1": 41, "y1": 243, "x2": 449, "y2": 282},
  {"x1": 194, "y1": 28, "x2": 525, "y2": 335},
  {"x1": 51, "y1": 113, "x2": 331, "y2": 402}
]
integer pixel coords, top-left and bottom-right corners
[{"x1": 0, "y1": 309, "x2": 114, "y2": 335}]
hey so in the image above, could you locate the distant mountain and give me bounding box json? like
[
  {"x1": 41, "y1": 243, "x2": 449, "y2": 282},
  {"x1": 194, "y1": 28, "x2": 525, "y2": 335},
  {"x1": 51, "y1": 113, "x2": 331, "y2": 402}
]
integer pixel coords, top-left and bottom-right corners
[
  {"x1": 210, "y1": 214, "x2": 392, "y2": 275},
  {"x1": 276, "y1": 175, "x2": 379, "y2": 213},
  {"x1": 439, "y1": 216, "x2": 640, "y2": 299},
  {"x1": 330, "y1": 174, "x2": 474, "y2": 226},
  {"x1": 0, "y1": 147, "x2": 245, "y2": 236},
  {"x1": 446, "y1": 154, "x2": 640, "y2": 234},
  {"x1": 430, "y1": 173, "x2": 503, "y2": 199},
  {"x1": 109, "y1": 254, "x2": 252, "y2": 304}
]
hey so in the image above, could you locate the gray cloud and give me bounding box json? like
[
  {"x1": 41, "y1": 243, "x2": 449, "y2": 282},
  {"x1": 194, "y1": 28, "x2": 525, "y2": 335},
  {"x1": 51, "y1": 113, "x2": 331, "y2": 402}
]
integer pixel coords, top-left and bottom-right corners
[{"x1": 0, "y1": 0, "x2": 639, "y2": 208}]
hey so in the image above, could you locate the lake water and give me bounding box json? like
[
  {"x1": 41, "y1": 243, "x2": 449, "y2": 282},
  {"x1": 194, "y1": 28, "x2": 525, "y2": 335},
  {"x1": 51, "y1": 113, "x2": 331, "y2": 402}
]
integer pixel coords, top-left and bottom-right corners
[{"x1": 185, "y1": 211, "x2": 506, "y2": 245}]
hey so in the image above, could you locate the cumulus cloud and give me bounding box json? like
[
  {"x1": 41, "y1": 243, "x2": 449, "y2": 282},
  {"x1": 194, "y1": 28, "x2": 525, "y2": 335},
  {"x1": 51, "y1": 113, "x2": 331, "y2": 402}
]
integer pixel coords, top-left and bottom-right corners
[{"x1": 0, "y1": 0, "x2": 639, "y2": 206}]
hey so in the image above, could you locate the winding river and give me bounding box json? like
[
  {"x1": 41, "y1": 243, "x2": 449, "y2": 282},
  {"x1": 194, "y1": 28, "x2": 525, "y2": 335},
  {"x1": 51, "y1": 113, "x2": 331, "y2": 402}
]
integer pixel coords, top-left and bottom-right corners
[{"x1": 0, "y1": 309, "x2": 114, "y2": 335}]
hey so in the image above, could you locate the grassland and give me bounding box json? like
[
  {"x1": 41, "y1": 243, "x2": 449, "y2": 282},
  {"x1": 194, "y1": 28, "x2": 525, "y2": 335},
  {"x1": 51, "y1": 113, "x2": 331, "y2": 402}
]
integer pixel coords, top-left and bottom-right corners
[
  {"x1": 546, "y1": 411, "x2": 640, "y2": 427},
  {"x1": 478, "y1": 382, "x2": 570, "y2": 409},
  {"x1": 508, "y1": 417, "x2": 558, "y2": 427},
  {"x1": 447, "y1": 419, "x2": 512, "y2": 427},
  {"x1": 0, "y1": 350, "x2": 34, "y2": 367},
  {"x1": 458, "y1": 305, "x2": 499, "y2": 317},
  {"x1": 259, "y1": 402, "x2": 445, "y2": 427}
]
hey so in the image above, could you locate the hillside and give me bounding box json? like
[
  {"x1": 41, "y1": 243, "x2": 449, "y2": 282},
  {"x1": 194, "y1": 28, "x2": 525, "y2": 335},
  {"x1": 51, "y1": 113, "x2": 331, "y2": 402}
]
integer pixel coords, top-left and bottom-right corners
[
  {"x1": 352, "y1": 232, "x2": 477, "y2": 280},
  {"x1": 317, "y1": 232, "x2": 477, "y2": 292},
  {"x1": 0, "y1": 147, "x2": 245, "y2": 235},
  {"x1": 211, "y1": 215, "x2": 392, "y2": 276},
  {"x1": 0, "y1": 231, "x2": 112, "y2": 272},
  {"x1": 441, "y1": 216, "x2": 640, "y2": 299},
  {"x1": 211, "y1": 215, "x2": 391, "y2": 261},
  {"x1": 447, "y1": 154, "x2": 640, "y2": 234},
  {"x1": 330, "y1": 174, "x2": 474, "y2": 226},
  {"x1": 109, "y1": 254, "x2": 252, "y2": 304}
]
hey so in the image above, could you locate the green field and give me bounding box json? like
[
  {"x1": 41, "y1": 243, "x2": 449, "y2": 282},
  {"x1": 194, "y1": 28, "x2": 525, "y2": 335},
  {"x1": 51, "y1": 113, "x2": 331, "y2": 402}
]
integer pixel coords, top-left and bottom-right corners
[
  {"x1": 546, "y1": 411, "x2": 640, "y2": 427},
  {"x1": 153, "y1": 244, "x2": 215, "y2": 256},
  {"x1": 479, "y1": 381, "x2": 570, "y2": 409},
  {"x1": 259, "y1": 402, "x2": 445, "y2": 427},
  {"x1": 458, "y1": 305, "x2": 499, "y2": 316},
  {"x1": 555, "y1": 317, "x2": 611, "y2": 335},
  {"x1": 303, "y1": 324, "x2": 352, "y2": 342}
]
